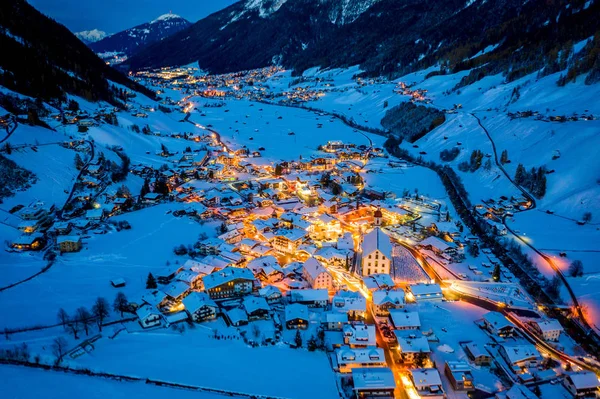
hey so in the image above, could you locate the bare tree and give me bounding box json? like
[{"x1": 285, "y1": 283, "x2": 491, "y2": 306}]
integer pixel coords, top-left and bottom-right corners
[
  {"x1": 76, "y1": 307, "x2": 92, "y2": 336},
  {"x1": 57, "y1": 308, "x2": 69, "y2": 329},
  {"x1": 92, "y1": 297, "x2": 110, "y2": 331},
  {"x1": 67, "y1": 321, "x2": 80, "y2": 339},
  {"x1": 113, "y1": 292, "x2": 128, "y2": 317},
  {"x1": 51, "y1": 337, "x2": 68, "y2": 365}
]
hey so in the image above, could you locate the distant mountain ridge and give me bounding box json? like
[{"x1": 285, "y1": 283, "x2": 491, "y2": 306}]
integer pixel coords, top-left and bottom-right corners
[
  {"x1": 126, "y1": 0, "x2": 600, "y2": 86},
  {"x1": 90, "y1": 13, "x2": 190, "y2": 58},
  {"x1": 75, "y1": 29, "x2": 108, "y2": 44}
]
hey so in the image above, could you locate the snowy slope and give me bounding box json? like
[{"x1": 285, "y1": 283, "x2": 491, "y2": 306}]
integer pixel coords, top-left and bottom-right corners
[{"x1": 75, "y1": 29, "x2": 108, "y2": 43}]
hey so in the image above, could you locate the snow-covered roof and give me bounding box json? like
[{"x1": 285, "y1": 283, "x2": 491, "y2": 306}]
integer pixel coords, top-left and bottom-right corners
[
  {"x1": 352, "y1": 367, "x2": 396, "y2": 391},
  {"x1": 161, "y1": 281, "x2": 190, "y2": 298},
  {"x1": 56, "y1": 235, "x2": 81, "y2": 244},
  {"x1": 362, "y1": 227, "x2": 392, "y2": 260},
  {"x1": 136, "y1": 304, "x2": 160, "y2": 320},
  {"x1": 285, "y1": 303, "x2": 309, "y2": 322},
  {"x1": 500, "y1": 344, "x2": 541, "y2": 364},
  {"x1": 362, "y1": 274, "x2": 395, "y2": 290},
  {"x1": 410, "y1": 368, "x2": 442, "y2": 388},
  {"x1": 419, "y1": 236, "x2": 456, "y2": 251},
  {"x1": 395, "y1": 335, "x2": 430, "y2": 353},
  {"x1": 290, "y1": 289, "x2": 329, "y2": 303},
  {"x1": 343, "y1": 324, "x2": 376, "y2": 346},
  {"x1": 408, "y1": 283, "x2": 442, "y2": 297},
  {"x1": 332, "y1": 291, "x2": 367, "y2": 312},
  {"x1": 372, "y1": 289, "x2": 405, "y2": 306},
  {"x1": 336, "y1": 347, "x2": 385, "y2": 365},
  {"x1": 483, "y1": 311, "x2": 513, "y2": 330},
  {"x1": 203, "y1": 266, "x2": 254, "y2": 290},
  {"x1": 502, "y1": 384, "x2": 538, "y2": 399},
  {"x1": 226, "y1": 307, "x2": 248, "y2": 324},
  {"x1": 259, "y1": 285, "x2": 282, "y2": 298},
  {"x1": 302, "y1": 257, "x2": 330, "y2": 281},
  {"x1": 243, "y1": 296, "x2": 270, "y2": 314},
  {"x1": 566, "y1": 371, "x2": 600, "y2": 390},
  {"x1": 182, "y1": 292, "x2": 216, "y2": 313},
  {"x1": 533, "y1": 318, "x2": 564, "y2": 333},
  {"x1": 389, "y1": 310, "x2": 421, "y2": 329}
]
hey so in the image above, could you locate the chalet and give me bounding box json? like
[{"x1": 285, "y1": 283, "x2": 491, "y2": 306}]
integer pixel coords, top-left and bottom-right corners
[
  {"x1": 363, "y1": 274, "x2": 395, "y2": 292},
  {"x1": 322, "y1": 312, "x2": 349, "y2": 330},
  {"x1": 483, "y1": 311, "x2": 516, "y2": 337},
  {"x1": 175, "y1": 270, "x2": 203, "y2": 290},
  {"x1": 161, "y1": 281, "x2": 191, "y2": 302},
  {"x1": 302, "y1": 257, "x2": 334, "y2": 290},
  {"x1": 361, "y1": 228, "x2": 392, "y2": 276},
  {"x1": 395, "y1": 334, "x2": 430, "y2": 363},
  {"x1": 371, "y1": 289, "x2": 405, "y2": 316},
  {"x1": 271, "y1": 228, "x2": 306, "y2": 254},
  {"x1": 156, "y1": 264, "x2": 184, "y2": 284},
  {"x1": 336, "y1": 347, "x2": 387, "y2": 373},
  {"x1": 11, "y1": 234, "x2": 45, "y2": 251},
  {"x1": 285, "y1": 303, "x2": 309, "y2": 329},
  {"x1": 529, "y1": 318, "x2": 563, "y2": 342},
  {"x1": 50, "y1": 221, "x2": 72, "y2": 235},
  {"x1": 110, "y1": 278, "x2": 126, "y2": 288},
  {"x1": 419, "y1": 236, "x2": 461, "y2": 257},
  {"x1": 332, "y1": 291, "x2": 367, "y2": 320},
  {"x1": 203, "y1": 267, "x2": 254, "y2": 299},
  {"x1": 409, "y1": 369, "x2": 445, "y2": 399},
  {"x1": 464, "y1": 343, "x2": 492, "y2": 366},
  {"x1": 182, "y1": 292, "x2": 218, "y2": 322},
  {"x1": 258, "y1": 285, "x2": 282, "y2": 303},
  {"x1": 495, "y1": 384, "x2": 538, "y2": 399},
  {"x1": 18, "y1": 219, "x2": 43, "y2": 234},
  {"x1": 407, "y1": 284, "x2": 443, "y2": 302},
  {"x1": 225, "y1": 307, "x2": 248, "y2": 327},
  {"x1": 498, "y1": 344, "x2": 542, "y2": 371},
  {"x1": 142, "y1": 192, "x2": 163, "y2": 204},
  {"x1": 243, "y1": 296, "x2": 270, "y2": 320},
  {"x1": 85, "y1": 208, "x2": 104, "y2": 221},
  {"x1": 57, "y1": 235, "x2": 82, "y2": 253},
  {"x1": 562, "y1": 372, "x2": 600, "y2": 398},
  {"x1": 444, "y1": 361, "x2": 474, "y2": 392},
  {"x1": 343, "y1": 323, "x2": 376, "y2": 348},
  {"x1": 136, "y1": 305, "x2": 162, "y2": 329},
  {"x1": 389, "y1": 310, "x2": 421, "y2": 331},
  {"x1": 289, "y1": 289, "x2": 329, "y2": 307},
  {"x1": 352, "y1": 367, "x2": 396, "y2": 399}
]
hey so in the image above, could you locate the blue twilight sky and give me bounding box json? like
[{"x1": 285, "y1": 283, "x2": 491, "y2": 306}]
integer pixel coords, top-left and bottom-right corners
[{"x1": 29, "y1": 0, "x2": 239, "y2": 33}]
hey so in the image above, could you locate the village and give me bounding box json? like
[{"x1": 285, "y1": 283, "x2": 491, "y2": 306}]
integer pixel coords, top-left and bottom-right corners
[{"x1": 1, "y1": 65, "x2": 599, "y2": 399}]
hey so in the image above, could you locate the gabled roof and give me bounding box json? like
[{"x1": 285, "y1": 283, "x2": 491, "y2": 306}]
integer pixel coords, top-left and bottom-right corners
[
  {"x1": 566, "y1": 371, "x2": 600, "y2": 390},
  {"x1": 285, "y1": 303, "x2": 309, "y2": 322},
  {"x1": 483, "y1": 311, "x2": 513, "y2": 330},
  {"x1": 182, "y1": 292, "x2": 216, "y2": 313},
  {"x1": 362, "y1": 227, "x2": 392, "y2": 260},
  {"x1": 203, "y1": 266, "x2": 254, "y2": 290},
  {"x1": 243, "y1": 296, "x2": 270, "y2": 314},
  {"x1": 389, "y1": 310, "x2": 421, "y2": 329},
  {"x1": 302, "y1": 257, "x2": 331, "y2": 281},
  {"x1": 372, "y1": 289, "x2": 405, "y2": 306}
]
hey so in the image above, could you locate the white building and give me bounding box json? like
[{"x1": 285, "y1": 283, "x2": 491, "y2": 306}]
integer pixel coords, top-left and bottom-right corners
[
  {"x1": 336, "y1": 346, "x2": 387, "y2": 373},
  {"x1": 136, "y1": 305, "x2": 162, "y2": 329},
  {"x1": 530, "y1": 318, "x2": 563, "y2": 342},
  {"x1": 361, "y1": 227, "x2": 393, "y2": 276},
  {"x1": 343, "y1": 323, "x2": 377, "y2": 348},
  {"x1": 302, "y1": 257, "x2": 334, "y2": 290},
  {"x1": 407, "y1": 283, "x2": 443, "y2": 302},
  {"x1": 371, "y1": 289, "x2": 405, "y2": 316},
  {"x1": 562, "y1": 372, "x2": 600, "y2": 398},
  {"x1": 409, "y1": 368, "x2": 445, "y2": 399},
  {"x1": 389, "y1": 310, "x2": 421, "y2": 331}
]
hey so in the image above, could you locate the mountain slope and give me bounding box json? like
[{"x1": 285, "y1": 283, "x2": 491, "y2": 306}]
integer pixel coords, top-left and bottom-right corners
[
  {"x1": 90, "y1": 13, "x2": 190, "y2": 58},
  {"x1": 127, "y1": 0, "x2": 600, "y2": 83},
  {"x1": 0, "y1": 0, "x2": 154, "y2": 104}
]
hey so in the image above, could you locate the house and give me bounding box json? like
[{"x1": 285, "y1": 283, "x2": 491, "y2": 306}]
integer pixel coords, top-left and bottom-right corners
[
  {"x1": 361, "y1": 228, "x2": 392, "y2": 276},
  {"x1": 483, "y1": 311, "x2": 516, "y2": 337},
  {"x1": 322, "y1": 312, "x2": 349, "y2": 331},
  {"x1": 395, "y1": 334, "x2": 430, "y2": 364},
  {"x1": 336, "y1": 347, "x2": 387, "y2": 373},
  {"x1": 11, "y1": 234, "x2": 45, "y2": 251},
  {"x1": 302, "y1": 257, "x2": 334, "y2": 290},
  {"x1": 161, "y1": 281, "x2": 191, "y2": 302},
  {"x1": 562, "y1": 372, "x2": 600, "y2": 398},
  {"x1": 363, "y1": 274, "x2": 395, "y2": 291},
  {"x1": 408, "y1": 368, "x2": 445, "y2": 399},
  {"x1": 285, "y1": 303, "x2": 309, "y2": 329},
  {"x1": 343, "y1": 323, "x2": 377, "y2": 348},
  {"x1": 332, "y1": 291, "x2": 367, "y2": 320},
  {"x1": 57, "y1": 235, "x2": 82, "y2": 253},
  {"x1": 498, "y1": 343, "x2": 542, "y2": 371},
  {"x1": 182, "y1": 292, "x2": 218, "y2": 322},
  {"x1": 271, "y1": 228, "x2": 306, "y2": 254},
  {"x1": 371, "y1": 289, "x2": 405, "y2": 316},
  {"x1": 243, "y1": 296, "x2": 270, "y2": 320},
  {"x1": 203, "y1": 267, "x2": 255, "y2": 299},
  {"x1": 444, "y1": 361, "x2": 474, "y2": 391},
  {"x1": 259, "y1": 285, "x2": 283, "y2": 303},
  {"x1": 407, "y1": 283, "x2": 443, "y2": 302},
  {"x1": 136, "y1": 305, "x2": 162, "y2": 329},
  {"x1": 142, "y1": 192, "x2": 163, "y2": 204},
  {"x1": 225, "y1": 307, "x2": 248, "y2": 327},
  {"x1": 352, "y1": 367, "x2": 396, "y2": 399},
  {"x1": 175, "y1": 270, "x2": 203, "y2": 290},
  {"x1": 495, "y1": 384, "x2": 538, "y2": 399},
  {"x1": 389, "y1": 310, "x2": 421, "y2": 331},
  {"x1": 464, "y1": 343, "x2": 492, "y2": 366},
  {"x1": 419, "y1": 236, "x2": 460, "y2": 257},
  {"x1": 289, "y1": 289, "x2": 329, "y2": 307},
  {"x1": 85, "y1": 208, "x2": 104, "y2": 221},
  {"x1": 529, "y1": 318, "x2": 563, "y2": 342},
  {"x1": 110, "y1": 278, "x2": 126, "y2": 288}
]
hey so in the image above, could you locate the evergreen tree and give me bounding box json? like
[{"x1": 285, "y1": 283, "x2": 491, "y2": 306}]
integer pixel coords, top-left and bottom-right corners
[
  {"x1": 568, "y1": 260, "x2": 584, "y2": 277},
  {"x1": 468, "y1": 242, "x2": 480, "y2": 257},
  {"x1": 483, "y1": 158, "x2": 492, "y2": 171},
  {"x1": 515, "y1": 164, "x2": 526, "y2": 185},
  {"x1": 500, "y1": 149, "x2": 509, "y2": 164},
  {"x1": 140, "y1": 178, "x2": 150, "y2": 198},
  {"x1": 274, "y1": 164, "x2": 283, "y2": 176},
  {"x1": 146, "y1": 273, "x2": 157, "y2": 289},
  {"x1": 307, "y1": 336, "x2": 318, "y2": 351}
]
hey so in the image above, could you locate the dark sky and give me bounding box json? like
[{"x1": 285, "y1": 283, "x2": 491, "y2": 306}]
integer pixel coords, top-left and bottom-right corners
[{"x1": 29, "y1": 0, "x2": 239, "y2": 33}]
